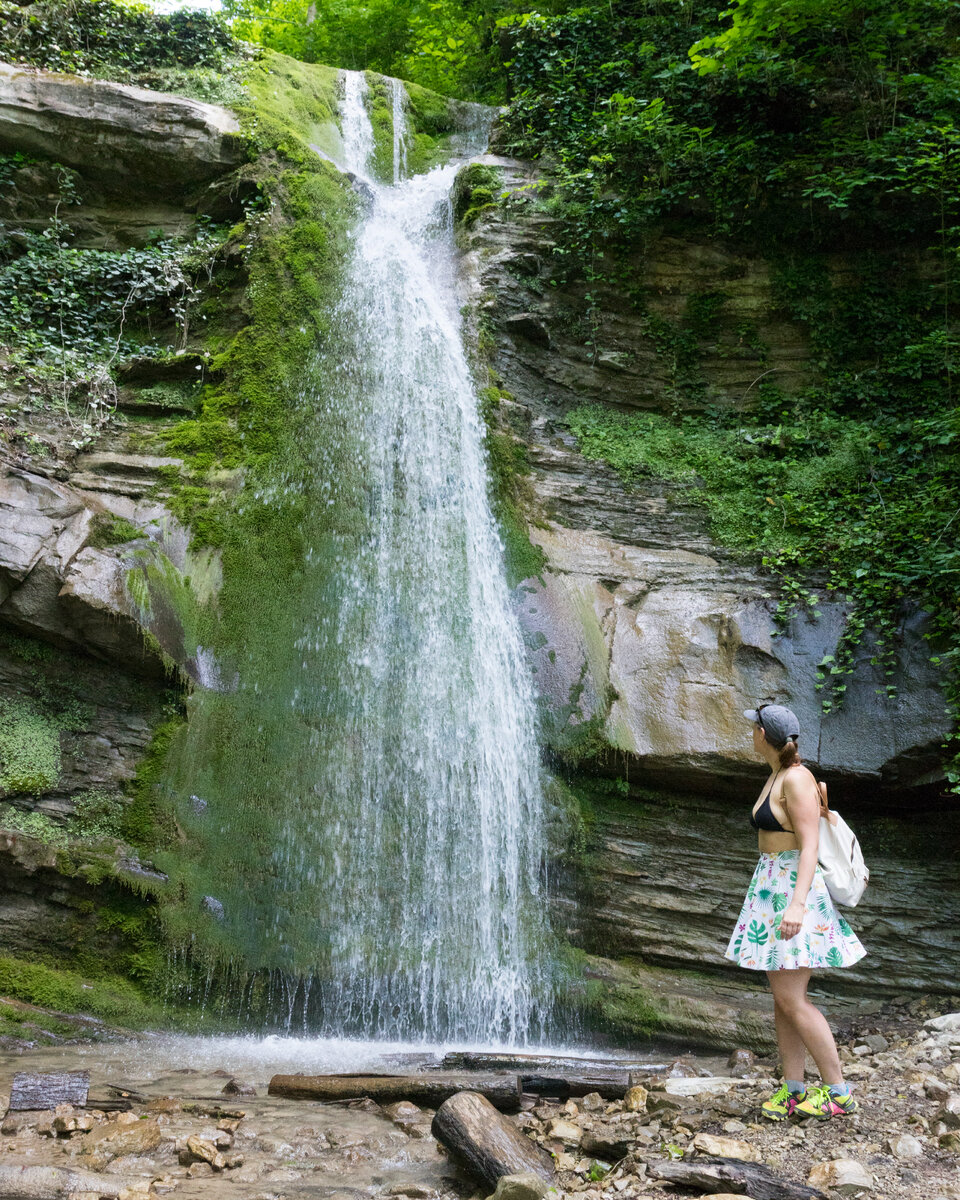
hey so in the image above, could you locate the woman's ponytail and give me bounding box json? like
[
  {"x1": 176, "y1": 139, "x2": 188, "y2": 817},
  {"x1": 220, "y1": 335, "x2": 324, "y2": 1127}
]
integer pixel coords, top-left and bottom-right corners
[{"x1": 779, "y1": 737, "x2": 801, "y2": 769}]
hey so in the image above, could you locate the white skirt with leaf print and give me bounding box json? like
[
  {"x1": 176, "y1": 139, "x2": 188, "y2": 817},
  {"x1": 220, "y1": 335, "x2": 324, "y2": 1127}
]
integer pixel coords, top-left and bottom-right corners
[{"x1": 725, "y1": 850, "x2": 866, "y2": 971}]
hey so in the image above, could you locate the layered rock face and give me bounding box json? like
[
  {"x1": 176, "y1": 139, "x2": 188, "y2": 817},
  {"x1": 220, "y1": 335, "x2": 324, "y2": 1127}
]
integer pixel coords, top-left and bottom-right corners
[{"x1": 462, "y1": 156, "x2": 950, "y2": 792}]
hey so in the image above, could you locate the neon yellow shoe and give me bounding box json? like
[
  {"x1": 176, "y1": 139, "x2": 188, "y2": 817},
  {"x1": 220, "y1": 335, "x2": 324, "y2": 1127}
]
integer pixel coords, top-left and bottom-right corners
[
  {"x1": 761, "y1": 1083, "x2": 806, "y2": 1121},
  {"x1": 794, "y1": 1085, "x2": 859, "y2": 1119}
]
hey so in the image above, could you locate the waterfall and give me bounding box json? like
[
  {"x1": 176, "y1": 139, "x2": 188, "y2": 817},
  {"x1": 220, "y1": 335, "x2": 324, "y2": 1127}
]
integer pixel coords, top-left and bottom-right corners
[
  {"x1": 276, "y1": 71, "x2": 551, "y2": 1044},
  {"x1": 164, "y1": 70, "x2": 553, "y2": 1046}
]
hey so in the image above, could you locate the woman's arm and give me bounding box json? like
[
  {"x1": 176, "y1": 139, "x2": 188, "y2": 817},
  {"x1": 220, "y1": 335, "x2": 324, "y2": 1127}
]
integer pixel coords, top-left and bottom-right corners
[{"x1": 778, "y1": 768, "x2": 822, "y2": 940}]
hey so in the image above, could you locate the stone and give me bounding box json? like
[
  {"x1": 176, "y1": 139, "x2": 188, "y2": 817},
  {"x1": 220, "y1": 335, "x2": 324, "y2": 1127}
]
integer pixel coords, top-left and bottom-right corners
[
  {"x1": 623, "y1": 1086, "x2": 648, "y2": 1113},
  {"x1": 664, "y1": 1077, "x2": 743, "y2": 1097},
  {"x1": 926, "y1": 1014, "x2": 960, "y2": 1034},
  {"x1": 543, "y1": 1118, "x2": 582, "y2": 1145},
  {"x1": 220, "y1": 1076, "x2": 255, "y2": 1096},
  {"x1": 726, "y1": 1049, "x2": 756, "y2": 1074},
  {"x1": 384, "y1": 1101, "x2": 422, "y2": 1122},
  {"x1": 580, "y1": 1130, "x2": 634, "y2": 1160},
  {"x1": 692, "y1": 1133, "x2": 761, "y2": 1163},
  {"x1": 939, "y1": 1132, "x2": 960, "y2": 1151},
  {"x1": 0, "y1": 1164, "x2": 133, "y2": 1197},
  {"x1": 580, "y1": 1092, "x2": 605, "y2": 1112},
  {"x1": 81, "y1": 1119, "x2": 164, "y2": 1169},
  {"x1": 807, "y1": 1158, "x2": 874, "y2": 1195},
  {"x1": 860, "y1": 1034, "x2": 889, "y2": 1052},
  {"x1": 184, "y1": 1135, "x2": 226, "y2": 1170},
  {"x1": 936, "y1": 1095, "x2": 960, "y2": 1129},
  {"x1": 485, "y1": 1173, "x2": 550, "y2": 1200},
  {"x1": 0, "y1": 64, "x2": 242, "y2": 192},
  {"x1": 505, "y1": 313, "x2": 551, "y2": 349},
  {"x1": 944, "y1": 1063, "x2": 960, "y2": 1084},
  {"x1": 887, "y1": 1133, "x2": 923, "y2": 1158}
]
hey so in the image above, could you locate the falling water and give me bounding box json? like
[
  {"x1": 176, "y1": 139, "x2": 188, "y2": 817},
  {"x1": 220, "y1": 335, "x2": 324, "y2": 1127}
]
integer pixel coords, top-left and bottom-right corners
[
  {"x1": 278, "y1": 72, "x2": 550, "y2": 1044},
  {"x1": 163, "y1": 71, "x2": 553, "y2": 1045}
]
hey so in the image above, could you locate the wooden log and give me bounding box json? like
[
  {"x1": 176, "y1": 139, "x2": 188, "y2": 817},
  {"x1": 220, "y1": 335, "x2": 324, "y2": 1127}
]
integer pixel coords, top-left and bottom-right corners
[
  {"x1": 431, "y1": 1090, "x2": 554, "y2": 1191},
  {"x1": 267, "y1": 1073, "x2": 522, "y2": 1112},
  {"x1": 9, "y1": 1072, "x2": 89, "y2": 1112},
  {"x1": 519, "y1": 1073, "x2": 628, "y2": 1100},
  {"x1": 646, "y1": 1156, "x2": 826, "y2": 1200}
]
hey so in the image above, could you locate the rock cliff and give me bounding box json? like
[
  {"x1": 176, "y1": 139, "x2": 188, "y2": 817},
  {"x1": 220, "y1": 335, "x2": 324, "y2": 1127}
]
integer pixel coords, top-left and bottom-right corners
[{"x1": 460, "y1": 155, "x2": 951, "y2": 793}]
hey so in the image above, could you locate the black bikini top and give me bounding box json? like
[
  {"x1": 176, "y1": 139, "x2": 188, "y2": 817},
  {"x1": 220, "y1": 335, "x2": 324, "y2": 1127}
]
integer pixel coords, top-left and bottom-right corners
[{"x1": 750, "y1": 770, "x2": 795, "y2": 834}]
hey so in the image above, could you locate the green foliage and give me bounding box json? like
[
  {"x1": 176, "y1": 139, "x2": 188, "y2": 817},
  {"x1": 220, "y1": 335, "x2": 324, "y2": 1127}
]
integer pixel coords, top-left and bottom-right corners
[
  {"x1": 497, "y1": 0, "x2": 960, "y2": 776},
  {"x1": 0, "y1": 701, "x2": 62, "y2": 795},
  {"x1": 0, "y1": 0, "x2": 237, "y2": 76},
  {"x1": 222, "y1": 0, "x2": 519, "y2": 100}
]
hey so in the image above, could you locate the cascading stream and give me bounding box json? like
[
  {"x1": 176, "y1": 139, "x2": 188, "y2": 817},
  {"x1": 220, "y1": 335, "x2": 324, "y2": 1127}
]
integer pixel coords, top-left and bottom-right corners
[
  {"x1": 161, "y1": 70, "x2": 553, "y2": 1045},
  {"x1": 272, "y1": 71, "x2": 551, "y2": 1044}
]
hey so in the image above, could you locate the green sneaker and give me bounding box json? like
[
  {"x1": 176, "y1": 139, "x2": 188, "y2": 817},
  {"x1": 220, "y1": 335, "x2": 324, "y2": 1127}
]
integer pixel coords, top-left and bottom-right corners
[
  {"x1": 794, "y1": 1085, "x2": 859, "y2": 1119},
  {"x1": 761, "y1": 1082, "x2": 806, "y2": 1121}
]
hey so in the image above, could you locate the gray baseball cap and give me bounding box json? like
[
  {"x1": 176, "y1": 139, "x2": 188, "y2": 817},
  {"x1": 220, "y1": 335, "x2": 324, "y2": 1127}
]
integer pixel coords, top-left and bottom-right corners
[{"x1": 744, "y1": 704, "x2": 800, "y2": 748}]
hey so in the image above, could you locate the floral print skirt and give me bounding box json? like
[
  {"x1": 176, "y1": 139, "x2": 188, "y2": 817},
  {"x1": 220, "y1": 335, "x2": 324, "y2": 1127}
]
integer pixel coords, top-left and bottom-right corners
[{"x1": 725, "y1": 850, "x2": 867, "y2": 971}]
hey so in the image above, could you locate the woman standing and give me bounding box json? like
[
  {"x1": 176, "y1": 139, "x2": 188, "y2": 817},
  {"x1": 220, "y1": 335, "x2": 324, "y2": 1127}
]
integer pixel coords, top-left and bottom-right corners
[{"x1": 725, "y1": 703, "x2": 866, "y2": 1120}]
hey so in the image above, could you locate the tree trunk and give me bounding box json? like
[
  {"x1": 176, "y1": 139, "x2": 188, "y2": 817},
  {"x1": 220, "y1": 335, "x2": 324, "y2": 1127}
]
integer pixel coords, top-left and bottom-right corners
[
  {"x1": 267, "y1": 1073, "x2": 523, "y2": 1111},
  {"x1": 0, "y1": 1164, "x2": 127, "y2": 1199},
  {"x1": 431, "y1": 1090, "x2": 555, "y2": 1190}
]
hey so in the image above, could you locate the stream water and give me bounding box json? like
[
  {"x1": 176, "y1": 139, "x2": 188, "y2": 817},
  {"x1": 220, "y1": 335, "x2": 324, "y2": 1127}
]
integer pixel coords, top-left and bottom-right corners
[{"x1": 160, "y1": 72, "x2": 552, "y2": 1046}]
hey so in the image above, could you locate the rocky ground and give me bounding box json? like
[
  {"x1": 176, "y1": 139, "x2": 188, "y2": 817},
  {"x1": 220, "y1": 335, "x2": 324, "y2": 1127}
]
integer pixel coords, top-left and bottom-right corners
[{"x1": 0, "y1": 1001, "x2": 958, "y2": 1200}]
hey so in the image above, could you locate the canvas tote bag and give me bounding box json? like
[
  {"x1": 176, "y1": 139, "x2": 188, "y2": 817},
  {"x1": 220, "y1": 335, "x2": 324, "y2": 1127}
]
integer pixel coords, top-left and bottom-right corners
[{"x1": 816, "y1": 781, "x2": 869, "y2": 907}]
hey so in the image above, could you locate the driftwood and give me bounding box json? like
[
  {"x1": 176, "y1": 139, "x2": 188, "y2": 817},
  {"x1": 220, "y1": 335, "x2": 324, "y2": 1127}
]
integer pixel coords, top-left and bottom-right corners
[
  {"x1": 267, "y1": 1073, "x2": 522, "y2": 1111},
  {"x1": 431, "y1": 1090, "x2": 554, "y2": 1190},
  {"x1": 9, "y1": 1072, "x2": 89, "y2": 1112},
  {"x1": 646, "y1": 1156, "x2": 827, "y2": 1200},
  {"x1": 441, "y1": 1052, "x2": 664, "y2": 1100}
]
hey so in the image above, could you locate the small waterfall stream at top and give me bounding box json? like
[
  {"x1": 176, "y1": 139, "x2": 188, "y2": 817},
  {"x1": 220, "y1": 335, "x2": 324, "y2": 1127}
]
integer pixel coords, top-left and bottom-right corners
[{"x1": 162, "y1": 71, "x2": 554, "y2": 1046}]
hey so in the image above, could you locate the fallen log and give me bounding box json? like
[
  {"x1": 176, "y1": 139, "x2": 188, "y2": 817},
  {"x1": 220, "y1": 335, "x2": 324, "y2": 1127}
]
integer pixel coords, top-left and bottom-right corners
[
  {"x1": 431, "y1": 1090, "x2": 554, "y2": 1190},
  {"x1": 9, "y1": 1072, "x2": 89, "y2": 1112},
  {"x1": 519, "y1": 1073, "x2": 628, "y2": 1100},
  {"x1": 0, "y1": 1163, "x2": 130, "y2": 1198},
  {"x1": 646, "y1": 1156, "x2": 826, "y2": 1200},
  {"x1": 267, "y1": 1073, "x2": 523, "y2": 1111}
]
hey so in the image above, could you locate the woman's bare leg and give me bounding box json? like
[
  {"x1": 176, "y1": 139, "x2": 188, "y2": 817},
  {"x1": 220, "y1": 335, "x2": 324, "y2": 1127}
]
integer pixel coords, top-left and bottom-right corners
[{"x1": 767, "y1": 968, "x2": 844, "y2": 1085}]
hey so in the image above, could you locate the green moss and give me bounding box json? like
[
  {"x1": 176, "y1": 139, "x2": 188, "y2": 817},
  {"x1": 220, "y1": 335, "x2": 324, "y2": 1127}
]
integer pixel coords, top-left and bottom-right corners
[
  {"x1": 122, "y1": 716, "x2": 185, "y2": 853},
  {"x1": 87, "y1": 513, "x2": 143, "y2": 549},
  {"x1": 481, "y1": 388, "x2": 548, "y2": 588},
  {"x1": 452, "y1": 162, "x2": 503, "y2": 226},
  {"x1": 365, "y1": 70, "x2": 396, "y2": 184},
  {"x1": 0, "y1": 953, "x2": 167, "y2": 1030}
]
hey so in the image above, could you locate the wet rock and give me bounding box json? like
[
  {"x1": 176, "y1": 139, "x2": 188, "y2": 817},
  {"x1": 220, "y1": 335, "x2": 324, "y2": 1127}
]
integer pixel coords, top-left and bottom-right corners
[
  {"x1": 52, "y1": 1109, "x2": 95, "y2": 1135},
  {"x1": 385, "y1": 1100, "x2": 423, "y2": 1126},
  {"x1": 201, "y1": 895, "x2": 225, "y2": 921},
  {"x1": 666, "y1": 1060, "x2": 699, "y2": 1078},
  {"x1": 220, "y1": 1077, "x2": 255, "y2": 1097},
  {"x1": 726, "y1": 1049, "x2": 756, "y2": 1076},
  {"x1": 623, "y1": 1086, "x2": 647, "y2": 1113},
  {"x1": 692, "y1": 1133, "x2": 762, "y2": 1162},
  {"x1": 486, "y1": 1173, "x2": 550, "y2": 1200},
  {"x1": 183, "y1": 1135, "x2": 226, "y2": 1170},
  {"x1": 807, "y1": 1158, "x2": 874, "y2": 1194},
  {"x1": 81, "y1": 1119, "x2": 164, "y2": 1170}
]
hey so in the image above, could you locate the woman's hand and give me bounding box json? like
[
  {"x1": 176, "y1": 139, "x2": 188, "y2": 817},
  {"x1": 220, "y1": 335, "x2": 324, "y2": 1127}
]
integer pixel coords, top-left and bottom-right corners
[{"x1": 779, "y1": 902, "x2": 805, "y2": 940}]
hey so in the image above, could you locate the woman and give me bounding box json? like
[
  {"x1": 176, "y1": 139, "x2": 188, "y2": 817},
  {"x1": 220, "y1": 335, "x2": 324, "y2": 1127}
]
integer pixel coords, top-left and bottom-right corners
[{"x1": 725, "y1": 703, "x2": 866, "y2": 1121}]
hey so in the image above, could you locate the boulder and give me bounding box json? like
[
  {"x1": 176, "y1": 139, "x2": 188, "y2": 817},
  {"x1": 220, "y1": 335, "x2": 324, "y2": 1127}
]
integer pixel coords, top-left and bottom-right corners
[
  {"x1": 0, "y1": 64, "x2": 243, "y2": 193},
  {"x1": 926, "y1": 1013, "x2": 960, "y2": 1034},
  {"x1": 542, "y1": 1117, "x2": 582, "y2": 1145},
  {"x1": 623, "y1": 1085, "x2": 647, "y2": 1112},
  {"x1": 807, "y1": 1159, "x2": 873, "y2": 1195}
]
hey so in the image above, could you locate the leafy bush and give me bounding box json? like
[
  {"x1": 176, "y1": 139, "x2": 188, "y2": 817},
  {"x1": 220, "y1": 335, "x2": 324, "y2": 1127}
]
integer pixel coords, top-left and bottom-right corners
[{"x1": 0, "y1": 0, "x2": 237, "y2": 75}]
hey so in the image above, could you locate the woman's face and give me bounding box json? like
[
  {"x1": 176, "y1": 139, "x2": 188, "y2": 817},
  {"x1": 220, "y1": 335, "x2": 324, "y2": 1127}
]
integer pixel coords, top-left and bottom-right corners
[{"x1": 752, "y1": 722, "x2": 766, "y2": 754}]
